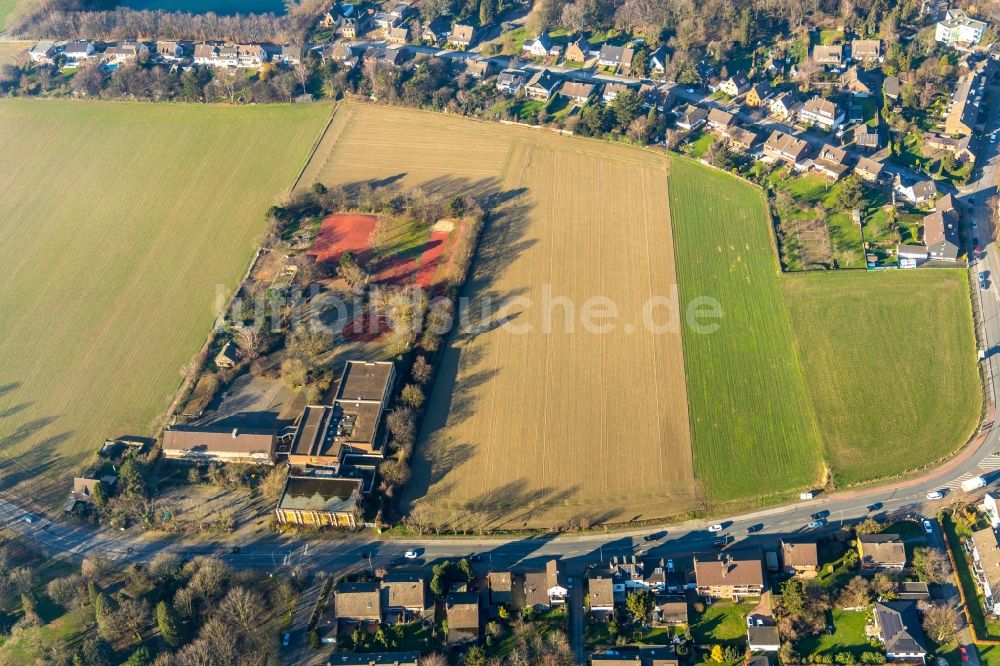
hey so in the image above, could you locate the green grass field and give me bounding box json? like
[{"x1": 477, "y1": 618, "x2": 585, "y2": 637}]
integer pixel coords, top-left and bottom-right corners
[
  {"x1": 0, "y1": 99, "x2": 329, "y2": 505},
  {"x1": 0, "y1": 0, "x2": 19, "y2": 31},
  {"x1": 783, "y1": 271, "x2": 981, "y2": 486},
  {"x1": 668, "y1": 159, "x2": 824, "y2": 501}
]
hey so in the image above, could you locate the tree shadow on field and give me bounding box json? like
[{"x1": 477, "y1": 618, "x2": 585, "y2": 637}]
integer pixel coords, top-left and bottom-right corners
[
  {"x1": 0, "y1": 382, "x2": 21, "y2": 399},
  {"x1": 450, "y1": 480, "x2": 583, "y2": 532}
]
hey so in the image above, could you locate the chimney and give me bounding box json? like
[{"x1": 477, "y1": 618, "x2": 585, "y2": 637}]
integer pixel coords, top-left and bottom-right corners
[{"x1": 232, "y1": 428, "x2": 239, "y2": 438}]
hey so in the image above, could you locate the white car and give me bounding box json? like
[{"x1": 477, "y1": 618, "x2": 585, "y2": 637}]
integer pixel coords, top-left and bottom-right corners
[
  {"x1": 708, "y1": 524, "x2": 723, "y2": 533},
  {"x1": 22, "y1": 515, "x2": 33, "y2": 523},
  {"x1": 927, "y1": 490, "x2": 944, "y2": 500},
  {"x1": 923, "y1": 519, "x2": 933, "y2": 534},
  {"x1": 666, "y1": 559, "x2": 675, "y2": 573},
  {"x1": 404, "y1": 550, "x2": 419, "y2": 559}
]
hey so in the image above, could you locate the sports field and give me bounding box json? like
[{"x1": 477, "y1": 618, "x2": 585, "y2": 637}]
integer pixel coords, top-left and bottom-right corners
[
  {"x1": 0, "y1": 99, "x2": 329, "y2": 505},
  {"x1": 668, "y1": 159, "x2": 824, "y2": 502},
  {"x1": 783, "y1": 270, "x2": 981, "y2": 485},
  {"x1": 306, "y1": 104, "x2": 698, "y2": 529}
]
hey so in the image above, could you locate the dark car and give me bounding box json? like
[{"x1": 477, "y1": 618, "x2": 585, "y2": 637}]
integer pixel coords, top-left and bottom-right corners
[
  {"x1": 231, "y1": 546, "x2": 241, "y2": 554},
  {"x1": 746, "y1": 523, "x2": 764, "y2": 534},
  {"x1": 713, "y1": 535, "x2": 730, "y2": 547},
  {"x1": 469, "y1": 554, "x2": 483, "y2": 562},
  {"x1": 867, "y1": 502, "x2": 882, "y2": 512},
  {"x1": 811, "y1": 510, "x2": 829, "y2": 520}
]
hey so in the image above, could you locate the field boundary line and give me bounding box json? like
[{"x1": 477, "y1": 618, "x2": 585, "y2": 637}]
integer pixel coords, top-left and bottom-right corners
[{"x1": 289, "y1": 102, "x2": 339, "y2": 194}]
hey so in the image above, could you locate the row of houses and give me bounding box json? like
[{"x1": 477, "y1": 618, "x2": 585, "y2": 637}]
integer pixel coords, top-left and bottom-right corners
[
  {"x1": 28, "y1": 38, "x2": 307, "y2": 68},
  {"x1": 812, "y1": 38, "x2": 884, "y2": 66},
  {"x1": 160, "y1": 360, "x2": 396, "y2": 529}
]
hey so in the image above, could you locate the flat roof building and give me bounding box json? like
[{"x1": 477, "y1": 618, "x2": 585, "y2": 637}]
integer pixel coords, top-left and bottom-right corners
[
  {"x1": 162, "y1": 426, "x2": 276, "y2": 465},
  {"x1": 274, "y1": 476, "x2": 364, "y2": 529}
]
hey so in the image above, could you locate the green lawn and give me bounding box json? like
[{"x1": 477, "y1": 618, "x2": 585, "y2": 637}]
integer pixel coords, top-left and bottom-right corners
[
  {"x1": 819, "y1": 30, "x2": 845, "y2": 45},
  {"x1": 512, "y1": 98, "x2": 547, "y2": 122},
  {"x1": 782, "y1": 271, "x2": 981, "y2": 486},
  {"x1": 0, "y1": 100, "x2": 330, "y2": 505},
  {"x1": 796, "y1": 608, "x2": 872, "y2": 660},
  {"x1": 0, "y1": 0, "x2": 18, "y2": 31},
  {"x1": 684, "y1": 132, "x2": 715, "y2": 159},
  {"x1": 669, "y1": 159, "x2": 824, "y2": 502},
  {"x1": 689, "y1": 601, "x2": 755, "y2": 646}
]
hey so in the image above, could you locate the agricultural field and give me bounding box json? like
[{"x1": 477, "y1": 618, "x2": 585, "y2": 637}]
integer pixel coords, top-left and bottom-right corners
[
  {"x1": 306, "y1": 103, "x2": 698, "y2": 529},
  {"x1": 668, "y1": 159, "x2": 824, "y2": 503},
  {"x1": 0, "y1": 39, "x2": 29, "y2": 63},
  {"x1": 0, "y1": 99, "x2": 329, "y2": 506},
  {"x1": 783, "y1": 270, "x2": 980, "y2": 486}
]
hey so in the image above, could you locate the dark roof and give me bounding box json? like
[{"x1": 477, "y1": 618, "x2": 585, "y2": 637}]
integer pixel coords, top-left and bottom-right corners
[
  {"x1": 876, "y1": 601, "x2": 927, "y2": 655},
  {"x1": 329, "y1": 652, "x2": 421, "y2": 665},
  {"x1": 589, "y1": 575, "x2": 615, "y2": 607},
  {"x1": 337, "y1": 361, "x2": 394, "y2": 401},
  {"x1": 278, "y1": 476, "x2": 362, "y2": 513},
  {"x1": 748, "y1": 625, "x2": 781, "y2": 646}
]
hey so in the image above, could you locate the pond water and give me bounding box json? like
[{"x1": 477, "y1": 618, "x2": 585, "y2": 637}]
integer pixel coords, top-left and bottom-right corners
[{"x1": 119, "y1": 0, "x2": 286, "y2": 16}]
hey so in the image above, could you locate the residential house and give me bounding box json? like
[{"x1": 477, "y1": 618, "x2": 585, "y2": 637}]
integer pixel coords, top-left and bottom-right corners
[
  {"x1": 652, "y1": 595, "x2": 688, "y2": 626},
  {"x1": 855, "y1": 156, "x2": 884, "y2": 182},
  {"x1": 335, "y1": 581, "x2": 382, "y2": 628},
  {"x1": 524, "y1": 69, "x2": 560, "y2": 100},
  {"x1": 286, "y1": 360, "x2": 396, "y2": 469},
  {"x1": 602, "y1": 82, "x2": 631, "y2": 104},
  {"x1": 591, "y1": 647, "x2": 679, "y2": 666},
  {"x1": 162, "y1": 426, "x2": 276, "y2": 464},
  {"x1": 29, "y1": 40, "x2": 57, "y2": 63},
  {"x1": 748, "y1": 625, "x2": 781, "y2": 652},
  {"x1": 726, "y1": 127, "x2": 760, "y2": 153},
  {"x1": 853, "y1": 124, "x2": 880, "y2": 150},
  {"x1": 874, "y1": 601, "x2": 928, "y2": 662},
  {"x1": 421, "y1": 16, "x2": 451, "y2": 44},
  {"x1": 884, "y1": 75, "x2": 901, "y2": 101},
  {"x1": 155, "y1": 40, "x2": 185, "y2": 60},
  {"x1": 64, "y1": 40, "x2": 95, "y2": 62},
  {"x1": 781, "y1": 541, "x2": 819, "y2": 577},
  {"x1": 813, "y1": 144, "x2": 850, "y2": 180},
  {"x1": 897, "y1": 582, "x2": 931, "y2": 601},
  {"x1": 386, "y1": 1, "x2": 413, "y2": 21},
  {"x1": 850, "y1": 39, "x2": 882, "y2": 62},
  {"x1": 597, "y1": 44, "x2": 634, "y2": 73},
  {"x1": 648, "y1": 48, "x2": 668, "y2": 79},
  {"x1": 707, "y1": 108, "x2": 736, "y2": 131},
  {"x1": 812, "y1": 44, "x2": 844, "y2": 66},
  {"x1": 746, "y1": 82, "x2": 772, "y2": 107},
  {"x1": 897, "y1": 244, "x2": 929, "y2": 268},
  {"x1": 588, "y1": 574, "x2": 616, "y2": 618},
  {"x1": 564, "y1": 36, "x2": 590, "y2": 63},
  {"x1": 984, "y1": 493, "x2": 1000, "y2": 529},
  {"x1": 446, "y1": 592, "x2": 480, "y2": 644},
  {"x1": 522, "y1": 34, "x2": 552, "y2": 58},
  {"x1": 381, "y1": 573, "x2": 426, "y2": 622},
  {"x1": 674, "y1": 104, "x2": 708, "y2": 130},
  {"x1": 65, "y1": 473, "x2": 117, "y2": 512},
  {"x1": 945, "y1": 67, "x2": 983, "y2": 136},
  {"x1": 235, "y1": 43, "x2": 266, "y2": 67},
  {"x1": 460, "y1": 58, "x2": 494, "y2": 80},
  {"x1": 273, "y1": 475, "x2": 365, "y2": 528},
  {"x1": 768, "y1": 91, "x2": 798, "y2": 120},
  {"x1": 496, "y1": 68, "x2": 528, "y2": 95},
  {"x1": 487, "y1": 572, "x2": 512, "y2": 605},
  {"x1": 193, "y1": 43, "x2": 232, "y2": 67},
  {"x1": 936, "y1": 9, "x2": 988, "y2": 48},
  {"x1": 324, "y1": 43, "x2": 358, "y2": 69},
  {"x1": 214, "y1": 341, "x2": 239, "y2": 369},
  {"x1": 841, "y1": 66, "x2": 874, "y2": 96},
  {"x1": 858, "y1": 534, "x2": 907, "y2": 571},
  {"x1": 924, "y1": 133, "x2": 976, "y2": 163},
  {"x1": 640, "y1": 83, "x2": 674, "y2": 112},
  {"x1": 763, "y1": 130, "x2": 809, "y2": 167},
  {"x1": 387, "y1": 24, "x2": 411, "y2": 44},
  {"x1": 449, "y1": 24, "x2": 476, "y2": 47},
  {"x1": 694, "y1": 551, "x2": 766, "y2": 600},
  {"x1": 340, "y1": 12, "x2": 372, "y2": 38},
  {"x1": 924, "y1": 194, "x2": 960, "y2": 261},
  {"x1": 521, "y1": 560, "x2": 568, "y2": 609},
  {"x1": 719, "y1": 71, "x2": 750, "y2": 97},
  {"x1": 972, "y1": 526, "x2": 1000, "y2": 615},
  {"x1": 329, "y1": 653, "x2": 421, "y2": 666},
  {"x1": 104, "y1": 42, "x2": 150, "y2": 64},
  {"x1": 560, "y1": 81, "x2": 596, "y2": 104},
  {"x1": 894, "y1": 175, "x2": 937, "y2": 205},
  {"x1": 799, "y1": 96, "x2": 845, "y2": 131},
  {"x1": 372, "y1": 11, "x2": 396, "y2": 30}
]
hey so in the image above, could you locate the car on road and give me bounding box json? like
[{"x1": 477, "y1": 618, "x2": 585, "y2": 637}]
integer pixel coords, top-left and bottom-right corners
[
  {"x1": 960, "y1": 647, "x2": 969, "y2": 662},
  {"x1": 713, "y1": 536, "x2": 729, "y2": 547},
  {"x1": 22, "y1": 515, "x2": 33, "y2": 523},
  {"x1": 282, "y1": 632, "x2": 290, "y2": 647},
  {"x1": 923, "y1": 519, "x2": 933, "y2": 534},
  {"x1": 469, "y1": 554, "x2": 483, "y2": 562},
  {"x1": 811, "y1": 510, "x2": 829, "y2": 520},
  {"x1": 686, "y1": 88, "x2": 695, "y2": 94},
  {"x1": 666, "y1": 559, "x2": 674, "y2": 572},
  {"x1": 404, "y1": 550, "x2": 419, "y2": 559},
  {"x1": 867, "y1": 502, "x2": 882, "y2": 512},
  {"x1": 808, "y1": 519, "x2": 827, "y2": 529},
  {"x1": 708, "y1": 524, "x2": 723, "y2": 533},
  {"x1": 973, "y1": 219, "x2": 979, "y2": 229},
  {"x1": 992, "y1": 133, "x2": 997, "y2": 144},
  {"x1": 927, "y1": 490, "x2": 945, "y2": 500}
]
